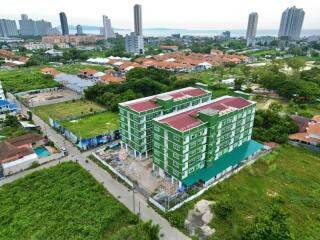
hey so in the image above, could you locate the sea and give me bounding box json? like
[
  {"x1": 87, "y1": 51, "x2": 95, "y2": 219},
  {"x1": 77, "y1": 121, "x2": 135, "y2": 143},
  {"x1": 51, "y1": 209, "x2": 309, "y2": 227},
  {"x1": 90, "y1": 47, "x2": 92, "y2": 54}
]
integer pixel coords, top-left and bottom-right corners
[{"x1": 70, "y1": 29, "x2": 320, "y2": 38}]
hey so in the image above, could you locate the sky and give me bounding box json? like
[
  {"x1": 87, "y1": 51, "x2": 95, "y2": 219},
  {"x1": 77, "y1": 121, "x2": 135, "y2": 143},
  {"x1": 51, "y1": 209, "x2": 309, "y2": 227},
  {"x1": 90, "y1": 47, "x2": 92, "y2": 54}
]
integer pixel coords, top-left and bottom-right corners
[{"x1": 1, "y1": 0, "x2": 319, "y2": 30}]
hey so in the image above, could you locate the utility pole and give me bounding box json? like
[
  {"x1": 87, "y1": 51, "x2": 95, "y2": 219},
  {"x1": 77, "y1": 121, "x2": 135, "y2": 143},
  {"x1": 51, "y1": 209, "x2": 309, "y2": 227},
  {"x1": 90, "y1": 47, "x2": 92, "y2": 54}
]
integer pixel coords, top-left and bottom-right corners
[
  {"x1": 138, "y1": 201, "x2": 141, "y2": 217},
  {"x1": 132, "y1": 187, "x2": 135, "y2": 214}
]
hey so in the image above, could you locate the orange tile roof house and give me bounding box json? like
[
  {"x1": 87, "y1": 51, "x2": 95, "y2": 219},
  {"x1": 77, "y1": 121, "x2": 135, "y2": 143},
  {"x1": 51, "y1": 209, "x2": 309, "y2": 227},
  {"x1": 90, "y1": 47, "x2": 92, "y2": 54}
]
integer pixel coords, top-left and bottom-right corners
[
  {"x1": 289, "y1": 116, "x2": 320, "y2": 146},
  {"x1": 0, "y1": 134, "x2": 46, "y2": 176},
  {"x1": 100, "y1": 74, "x2": 124, "y2": 84},
  {"x1": 41, "y1": 67, "x2": 60, "y2": 77},
  {"x1": 78, "y1": 69, "x2": 98, "y2": 79}
]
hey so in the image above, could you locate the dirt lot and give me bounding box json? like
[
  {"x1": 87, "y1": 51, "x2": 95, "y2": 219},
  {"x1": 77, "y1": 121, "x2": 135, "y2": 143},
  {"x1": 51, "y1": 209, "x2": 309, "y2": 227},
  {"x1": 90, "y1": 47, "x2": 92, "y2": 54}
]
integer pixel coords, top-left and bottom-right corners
[
  {"x1": 22, "y1": 89, "x2": 81, "y2": 107},
  {"x1": 96, "y1": 148, "x2": 178, "y2": 196}
]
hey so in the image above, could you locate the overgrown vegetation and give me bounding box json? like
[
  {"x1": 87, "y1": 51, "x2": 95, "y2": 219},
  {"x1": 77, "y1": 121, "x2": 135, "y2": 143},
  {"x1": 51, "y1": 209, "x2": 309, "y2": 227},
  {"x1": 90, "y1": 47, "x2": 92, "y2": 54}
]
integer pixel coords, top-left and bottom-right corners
[
  {"x1": 0, "y1": 115, "x2": 36, "y2": 140},
  {"x1": 0, "y1": 162, "x2": 160, "y2": 240},
  {"x1": 165, "y1": 145, "x2": 320, "y2": 240},
  {"x1": 0, "y1": 68, "x2": 61, "y2": 93},
  {"x1": 252, "y1": 59, "x2": 320, "y2": 103},
  {"x1": 253, "y1": 103, "x2": 299, "y2": 143}
]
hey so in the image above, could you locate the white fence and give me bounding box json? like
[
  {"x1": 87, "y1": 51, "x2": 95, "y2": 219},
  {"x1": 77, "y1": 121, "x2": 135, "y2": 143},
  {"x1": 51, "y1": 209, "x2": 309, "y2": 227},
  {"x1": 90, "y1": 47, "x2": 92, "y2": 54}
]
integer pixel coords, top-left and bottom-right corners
[
  {"x1": 148, "y1": 150, "x2": 269, "y2": 213},
  {"x1": 92, "y1": 152, "x2": 134, "y2": 188}
]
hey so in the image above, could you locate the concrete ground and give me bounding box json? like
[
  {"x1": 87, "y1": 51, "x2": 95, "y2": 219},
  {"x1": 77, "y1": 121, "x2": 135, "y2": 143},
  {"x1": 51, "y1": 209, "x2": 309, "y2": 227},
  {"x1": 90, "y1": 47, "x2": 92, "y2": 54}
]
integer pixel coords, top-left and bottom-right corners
[
  {"x1": 96, "y1": 148, "x2": 179, "y2": 196},
  {"x1": 22, "y1": 89, "x2": 81, "y2": 107}
]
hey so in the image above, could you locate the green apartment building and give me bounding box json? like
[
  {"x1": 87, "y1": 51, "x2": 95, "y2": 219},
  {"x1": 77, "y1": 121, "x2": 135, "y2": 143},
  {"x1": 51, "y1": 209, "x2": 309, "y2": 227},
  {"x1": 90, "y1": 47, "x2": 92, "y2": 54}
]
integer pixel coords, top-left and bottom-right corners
[
  {"x1": 118, "y1": 85, "x2": 212, "y2": 158},
  {"x1": 152, "y1": 96, "x2": 263, "y2": 188}
]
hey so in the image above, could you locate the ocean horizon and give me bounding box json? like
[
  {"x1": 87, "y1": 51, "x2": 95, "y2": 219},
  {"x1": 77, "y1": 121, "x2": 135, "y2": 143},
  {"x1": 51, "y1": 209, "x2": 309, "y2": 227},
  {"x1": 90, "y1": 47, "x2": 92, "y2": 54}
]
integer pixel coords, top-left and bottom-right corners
[{"x1": 70, "y1": 28, "x2": 320, "y2": 38}]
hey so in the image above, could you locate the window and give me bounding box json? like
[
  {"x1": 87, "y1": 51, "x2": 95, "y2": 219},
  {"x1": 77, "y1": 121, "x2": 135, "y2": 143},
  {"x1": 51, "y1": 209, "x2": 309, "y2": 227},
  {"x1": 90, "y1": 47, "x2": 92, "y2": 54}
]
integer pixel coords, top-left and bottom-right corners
[
  {"x1": 191, "y1": 134, "x2": 196, "y2": 139},
  {"x1": 173, "y1": 144, "x2": 180, "y2": 151},
  {"x1": 189, "y1": 167, "x2": 194, "y2": 174},
  {"x1": 154, "y1": 126, "x2": 160, "y2": 132},
  {"x1": 173, "y1": 152, "x2": 179, "y2": 159},
  {"x1": 173, "y1": 135, "x2": 179, "y2": 142},
  {"x1": 173, "y1": 169, "x2": 180, "y2": 177},
  {"x1": 173, "y1": 161, "x2": 179, "y2": 168},
  {"x1": 154, "y1": 134, "x2": 160, "y2": 140}
]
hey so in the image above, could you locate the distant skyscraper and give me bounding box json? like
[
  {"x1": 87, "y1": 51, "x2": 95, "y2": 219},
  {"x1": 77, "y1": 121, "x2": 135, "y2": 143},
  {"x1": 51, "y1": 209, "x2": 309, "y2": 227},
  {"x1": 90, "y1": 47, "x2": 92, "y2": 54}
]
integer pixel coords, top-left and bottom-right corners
[
  {"x1": 102, "y1": 15, "x2": 115, "y2": 39},
  {"x1": 19, "y1": 14, "x2": 56, "y2": 36},
  {"x1": 278, "y1": 6, "x2": 305, "y2": 40},
  {"x1": 76, "y1": 25, "x2": 83, "y2": 35},
  {"x1": 125, "y1": 32, "x2": 144, "y2": 54},
  {"x1": 126, "y1": 4, "x2": 144, "y2": 54},
  {"x1": 21, "y1": 14, "x2": 28, "y2": 21},
  {"x1": 222, "y1": 31, "x2": 231, "y2": 40},
  {"x1": 0, "y1": 19, "x2": 19, "y2": 37},
  {"x1": 134, "y1": 4, "x2": 142, "y2": 36},
  {"x1": 59, "y1": 12, "x2": 69, "y2": 35},
  {"x1": 19, "y1": 15, "x2": 38, "y2": 36},
  {"x1": 246, "y1": 12, "x2": 258, "y2": 47},
  {"x1": 36, "y1": 20, "x2": 52, "y2": 36}
]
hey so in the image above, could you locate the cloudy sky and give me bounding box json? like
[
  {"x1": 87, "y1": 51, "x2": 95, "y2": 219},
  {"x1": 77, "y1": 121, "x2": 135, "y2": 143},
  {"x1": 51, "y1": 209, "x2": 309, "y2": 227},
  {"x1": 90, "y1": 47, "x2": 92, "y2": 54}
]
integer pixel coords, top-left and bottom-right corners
[{"x1": 1, "y1": 0, "x2": 319, "y2": 29}]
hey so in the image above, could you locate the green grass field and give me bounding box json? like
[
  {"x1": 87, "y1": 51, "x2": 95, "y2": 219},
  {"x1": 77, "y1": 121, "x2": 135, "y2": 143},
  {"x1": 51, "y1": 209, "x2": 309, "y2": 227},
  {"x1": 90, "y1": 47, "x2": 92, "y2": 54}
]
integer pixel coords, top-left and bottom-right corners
[
  {"x1": 165, "y1": 145, "x2": 320, "y2": 240},
  {"x1": 60, "y1": 111, "x2": 119, "y2": 138},
  {"x1": 0, "y1": 162, "x2": 155, "y2": 240},
  {"x1": 0, "y1": 67, "x2": 61, "y2": 93},
  {"x1": 33, "y1": 99, "x2": 105, "y2": 123},
  {"x1": 56, "y1": 64, "x2": 111, "y2": 74}
]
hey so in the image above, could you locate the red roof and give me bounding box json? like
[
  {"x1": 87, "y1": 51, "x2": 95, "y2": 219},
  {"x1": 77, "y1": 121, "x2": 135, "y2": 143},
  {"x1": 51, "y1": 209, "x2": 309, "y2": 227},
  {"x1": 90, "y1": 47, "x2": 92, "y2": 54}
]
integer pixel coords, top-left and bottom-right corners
[
  {"x1": 159, "y1": 97, "x2": 252, "y2": 131},
  {"x1": 126, "y1": 87, "x2": 209, "y2": 113},
  {"x1": 128, "y1": 100, "x2": 160, "y2": 112}
]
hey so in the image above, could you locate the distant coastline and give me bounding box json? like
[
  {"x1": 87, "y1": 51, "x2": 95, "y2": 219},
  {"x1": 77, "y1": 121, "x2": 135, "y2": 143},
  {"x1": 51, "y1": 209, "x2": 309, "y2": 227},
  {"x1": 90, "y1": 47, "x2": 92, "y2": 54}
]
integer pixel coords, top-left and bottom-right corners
[{"x1": 61, "y1": 25, "x2": 320, "y2": 37}]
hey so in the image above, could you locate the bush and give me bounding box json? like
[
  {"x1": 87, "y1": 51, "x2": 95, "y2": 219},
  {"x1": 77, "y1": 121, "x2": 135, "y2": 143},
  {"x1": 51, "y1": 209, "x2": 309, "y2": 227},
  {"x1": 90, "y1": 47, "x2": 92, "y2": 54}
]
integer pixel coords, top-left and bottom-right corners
[
  {"x1": 212, "y1": 195, "x2": 234, "y2": 219},
  {"x1": 30, "y1": 161, "x2": 40, "y2": 169},
  {"x1": 241, "y1": 205, "x2": 294, "y2": 240}
]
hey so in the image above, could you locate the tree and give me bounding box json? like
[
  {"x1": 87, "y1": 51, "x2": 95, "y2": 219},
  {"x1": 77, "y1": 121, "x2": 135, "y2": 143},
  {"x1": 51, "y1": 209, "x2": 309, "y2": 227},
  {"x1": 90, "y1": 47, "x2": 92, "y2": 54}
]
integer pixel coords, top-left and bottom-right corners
[
  {"x1": 4, "y1": 115, "x2": 20, "y2": 128},
  {"x1": 234, "y1": 77, "x2": 244, "y2": 91},
  {"x1": 212, "y1": 195, "x2": 234, "y2": 219},
  {"x1": 286, "y1": 57, "x2": 306, "y2": 79},
  {"x1": 241, "y1": 206, "x2": 294, "y2": 240},
  {"x1": 214, "y1": 64, "x2": 225, "y2": 77}
]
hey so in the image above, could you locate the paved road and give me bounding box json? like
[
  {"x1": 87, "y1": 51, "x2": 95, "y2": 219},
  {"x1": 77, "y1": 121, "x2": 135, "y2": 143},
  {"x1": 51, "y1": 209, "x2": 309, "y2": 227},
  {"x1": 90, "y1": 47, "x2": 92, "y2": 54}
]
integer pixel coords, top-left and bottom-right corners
[{"x1": 5, "y1": 93, "x2": 189, "y2": 240}]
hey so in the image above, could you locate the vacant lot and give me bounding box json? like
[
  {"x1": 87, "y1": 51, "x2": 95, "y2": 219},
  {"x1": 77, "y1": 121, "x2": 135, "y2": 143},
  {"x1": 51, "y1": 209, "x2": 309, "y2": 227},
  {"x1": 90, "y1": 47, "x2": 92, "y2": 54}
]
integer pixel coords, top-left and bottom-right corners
[
  {"x1": 165, "y1": 145, "x2": 320, "y2": 240},
  {"x1": 56, "y1": 64, "x2": 110, "y2": 74},
  {"x1": 33, "y1": 99, "x2": 104, "y2": 123},
  {"x1": 0, "y1": 162, "x2": 156, "y2": 240},
  {"x1": 0, "y1": 68, "x2": 61, "y2": 93},
  {"x1": 60, "y1": 111, "x2": 119, "y2": 138}
]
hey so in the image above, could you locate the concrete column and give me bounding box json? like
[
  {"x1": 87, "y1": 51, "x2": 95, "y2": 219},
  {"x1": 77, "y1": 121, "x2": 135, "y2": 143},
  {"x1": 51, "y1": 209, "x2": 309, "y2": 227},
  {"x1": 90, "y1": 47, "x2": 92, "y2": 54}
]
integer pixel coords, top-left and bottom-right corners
[
  {"x1": 134, "y1": 150, "x2": 137, "y2": 158},
  {"x1": 178, "y1": 181, "x2": 182, "y2": 188},
  {"x1": 171, "y1": 176, "x2": 174, "y2": 184},
  {"x1": 152, "y1": 163, "x2": 155, "y2": 171},
  {"x1": 159, "y1": 168, "x2": 164, "y2": 178}
]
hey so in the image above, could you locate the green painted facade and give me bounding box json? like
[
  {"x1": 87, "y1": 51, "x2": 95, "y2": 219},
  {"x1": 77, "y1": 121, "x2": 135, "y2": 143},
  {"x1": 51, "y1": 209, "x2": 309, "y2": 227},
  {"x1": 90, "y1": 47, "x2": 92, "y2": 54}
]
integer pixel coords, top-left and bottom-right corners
[
  {"x1": 118, "y1": 87, "x2": 211, "y2": 155},
  {"x1": 152, "y1": 97, "x2": 256, "y2": 183}
]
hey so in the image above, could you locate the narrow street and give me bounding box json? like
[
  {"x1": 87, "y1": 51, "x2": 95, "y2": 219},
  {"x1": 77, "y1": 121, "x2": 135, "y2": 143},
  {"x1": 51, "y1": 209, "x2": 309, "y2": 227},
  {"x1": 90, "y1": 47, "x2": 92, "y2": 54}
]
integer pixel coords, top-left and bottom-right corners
[{"x1": 4, "y1": 93, "x2": 189, "y2": 240}]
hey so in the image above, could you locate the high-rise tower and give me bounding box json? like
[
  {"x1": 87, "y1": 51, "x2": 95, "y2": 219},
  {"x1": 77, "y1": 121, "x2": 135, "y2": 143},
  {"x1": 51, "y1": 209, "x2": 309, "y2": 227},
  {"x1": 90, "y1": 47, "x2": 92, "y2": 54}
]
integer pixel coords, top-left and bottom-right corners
[
  {"x1": 59, "y1": 12, "x2": 69, "y2": 35},
  {"x1": 278, "y1": 6, "x2": 305, "y2": 40},
  {"x1": 102, "y1": 15, "x2": 116, "y2": 39},
  {"x1": 246, "y1": 12, "x2": 258, "y2": 47}
]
